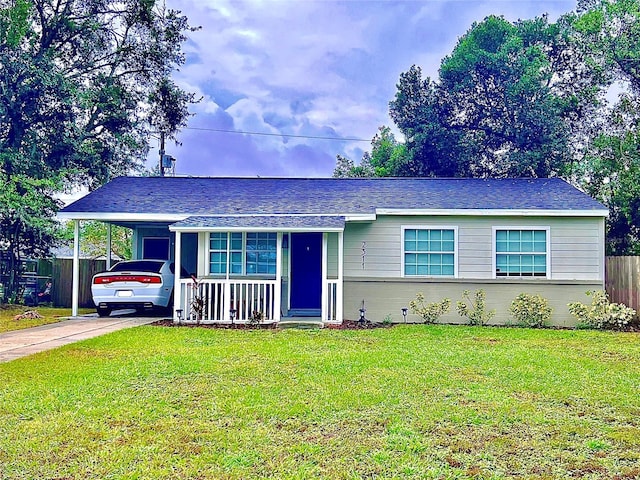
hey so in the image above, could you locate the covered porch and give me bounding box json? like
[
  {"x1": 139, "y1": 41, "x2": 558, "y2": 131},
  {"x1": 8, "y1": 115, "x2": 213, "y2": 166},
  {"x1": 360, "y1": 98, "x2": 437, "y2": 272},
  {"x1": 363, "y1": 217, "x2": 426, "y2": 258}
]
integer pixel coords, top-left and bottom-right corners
[{"x1": 170, "y1": 216, "x2": 344, "y2": 325}]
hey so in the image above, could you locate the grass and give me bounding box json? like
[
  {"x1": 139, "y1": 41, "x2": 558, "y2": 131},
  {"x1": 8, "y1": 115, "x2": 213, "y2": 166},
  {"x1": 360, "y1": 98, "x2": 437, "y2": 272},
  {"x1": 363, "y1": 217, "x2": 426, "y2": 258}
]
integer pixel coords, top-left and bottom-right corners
[
  {"x1": 0, "y1": 305, "x2": 94, "y2": 333},
  {"x1": 1, "y1": 325, "x2": 639, "y2": 479}
]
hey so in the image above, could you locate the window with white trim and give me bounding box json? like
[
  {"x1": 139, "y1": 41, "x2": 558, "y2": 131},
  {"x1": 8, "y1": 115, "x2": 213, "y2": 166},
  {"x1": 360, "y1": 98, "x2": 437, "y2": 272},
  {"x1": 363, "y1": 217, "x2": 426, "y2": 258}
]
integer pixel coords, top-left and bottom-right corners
[
  {"x1": 495, "y1": 229, "x2": 547, "y2": 277},
  {"x1": 209, "y1": 233, "x2": 227, "y2": 274},
  {"x1": 245, "y1": 232, "x2": 277, "y2": 274},
  {"x1": 229, "y1": 232, "x2": 243, "y2": 274},
  {"x1": 403, "y1": 228, "x2": 455, "y2": 276},
  {"x1": 209, "y1": 232, "x2": 277, "y2": 276}
]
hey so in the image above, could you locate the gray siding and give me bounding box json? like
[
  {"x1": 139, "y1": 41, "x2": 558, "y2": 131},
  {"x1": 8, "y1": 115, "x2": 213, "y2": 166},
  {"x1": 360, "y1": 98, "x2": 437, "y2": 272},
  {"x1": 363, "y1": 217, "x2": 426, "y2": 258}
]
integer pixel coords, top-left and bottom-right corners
[
  {"x1": 343, "y1": 215, "x2": 604, "y2": 282},
  {"x1": 327, "y1": 232, "x2": 338, "y2": 279},
  {"x1": 343, "y1": 279, "x2": 603, "y2": 327}
]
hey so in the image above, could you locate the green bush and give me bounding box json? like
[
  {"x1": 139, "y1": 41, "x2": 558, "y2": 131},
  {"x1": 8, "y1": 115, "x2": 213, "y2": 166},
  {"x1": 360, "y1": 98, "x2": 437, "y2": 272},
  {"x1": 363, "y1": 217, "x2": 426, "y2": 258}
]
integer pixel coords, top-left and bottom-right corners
[
  {"x1": 409, "y1": 293, "x2": 451, "y2": 324},
  {"x1": 456, "y1": 289, "x2": 495, "y2": 326},
  {"x1": 510, "y1": 293, "x2": 552, "y2": 328},
  {"x1": 568, "y1": 290, "x2": 636, "y2": 330}
]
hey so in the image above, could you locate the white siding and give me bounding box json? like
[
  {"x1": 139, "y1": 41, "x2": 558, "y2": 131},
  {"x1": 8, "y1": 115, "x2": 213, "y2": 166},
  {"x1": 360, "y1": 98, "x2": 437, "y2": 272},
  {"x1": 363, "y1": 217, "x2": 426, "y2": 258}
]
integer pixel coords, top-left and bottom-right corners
[{"x1": 344, "y1": 215, "x2": 604, "y2": 282}]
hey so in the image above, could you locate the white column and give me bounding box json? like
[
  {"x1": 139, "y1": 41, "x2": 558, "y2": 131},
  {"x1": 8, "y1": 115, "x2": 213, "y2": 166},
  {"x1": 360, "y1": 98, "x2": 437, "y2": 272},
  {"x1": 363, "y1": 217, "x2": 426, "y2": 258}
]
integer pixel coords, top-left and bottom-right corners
[
  {"x1": 274, "y1": 232, "x2": 282, "y2": 321},
  {"x1": 106, "y1": 223, "x2": 112, "y2": 270},
  {"x1": 72, "y1": 220, "x2": 80, "y2": 317},
  {"x1": 224, "y1": 232, "x2": 231, "y2": 322},
  {"x1": 337, "y1": 230, "x2": 344, "y2": 324},
  {"x1": 173, "y1": 230, "x2": 182, "y2": 323},
  {"x1": 321, "y1": 232, "x2": 328, "y2": 322}
]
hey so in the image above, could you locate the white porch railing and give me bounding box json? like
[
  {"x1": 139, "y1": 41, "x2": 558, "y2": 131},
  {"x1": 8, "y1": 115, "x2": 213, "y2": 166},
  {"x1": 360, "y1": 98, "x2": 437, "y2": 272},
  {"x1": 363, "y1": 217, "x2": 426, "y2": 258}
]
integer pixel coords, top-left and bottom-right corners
[
  {"x1": 180, "y1": 278, "x2": 278, "y2": 323},
  {"x1": 325, "y1": 280, "x2": 339, "y2": 323}
]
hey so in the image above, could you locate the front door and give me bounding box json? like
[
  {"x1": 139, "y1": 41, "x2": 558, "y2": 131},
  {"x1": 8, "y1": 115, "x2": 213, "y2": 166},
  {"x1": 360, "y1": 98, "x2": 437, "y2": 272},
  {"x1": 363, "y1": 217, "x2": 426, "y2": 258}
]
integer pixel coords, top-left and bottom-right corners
[{"x1": 290, "y1": 232, "x2": 322, "y2": 312}]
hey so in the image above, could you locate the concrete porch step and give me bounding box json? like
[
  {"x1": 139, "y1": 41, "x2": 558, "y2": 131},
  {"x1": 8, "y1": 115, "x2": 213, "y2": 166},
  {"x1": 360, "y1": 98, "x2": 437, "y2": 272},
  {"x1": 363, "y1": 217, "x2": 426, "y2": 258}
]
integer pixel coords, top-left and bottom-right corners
[{"x1": 278, "y1": 317, "x2": 324, "y2": 329}]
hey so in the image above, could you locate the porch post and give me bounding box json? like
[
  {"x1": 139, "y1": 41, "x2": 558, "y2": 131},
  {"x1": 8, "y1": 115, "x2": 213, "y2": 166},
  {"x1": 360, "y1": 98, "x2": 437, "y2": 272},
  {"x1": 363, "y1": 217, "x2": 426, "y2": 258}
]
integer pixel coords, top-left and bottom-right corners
[
  {"x1": 71, "y1": 220, "x2": 80, "y2": 317},
  {"x1": 274, "y1": 232, "x2": 282, "y2": 321},
  {"x1": 321, "y1": 232, "x2": 328, "y2": 322},
  {"x1": 337, "y1": 230, "x2": 344, "y2": 323},
  {"x1": 224, "y1": 232, "x2": 230, "y2": 322},
  {"x1": 105, "y1": 223, "x2": 112, "y2": 270},
  {"x1": 173, "y1": 230, "x2": 182, "y2": 323}
]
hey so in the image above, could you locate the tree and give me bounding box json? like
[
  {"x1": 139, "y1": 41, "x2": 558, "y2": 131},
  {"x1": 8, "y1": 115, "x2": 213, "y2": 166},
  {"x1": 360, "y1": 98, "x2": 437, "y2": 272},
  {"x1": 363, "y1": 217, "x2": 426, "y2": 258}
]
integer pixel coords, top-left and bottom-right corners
[
  {"x1": 0, "y1": 0, "x2": 197, "y2": 301},
  {"x1": 332, "y1": 154, "x2": 372, "y2": 178},
  {"x1": 438, "y1": 15, "x2": 575, "y2": 178},
  {"x1": 388, "y1": 17, "x2": 586, "y2": 179},
  {"x1": 60, "y1": 221, "x2": 133, "y2": 260},
  {"x1": 389, "y1": 66, "x2": 467, "y2": 177},
  {"x1": 332, "y1": 126, "x2": 409, "y2": 178},
  {"x1": 571, "y1": 0, "x2": 640, "y2": 253}
]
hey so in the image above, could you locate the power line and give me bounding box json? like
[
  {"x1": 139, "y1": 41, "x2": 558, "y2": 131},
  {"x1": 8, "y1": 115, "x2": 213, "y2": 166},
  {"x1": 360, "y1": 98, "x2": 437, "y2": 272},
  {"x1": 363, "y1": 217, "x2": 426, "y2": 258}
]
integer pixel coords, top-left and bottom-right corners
[{"x1": 184, "y1": 126, "x2": 370, "y2": 142}]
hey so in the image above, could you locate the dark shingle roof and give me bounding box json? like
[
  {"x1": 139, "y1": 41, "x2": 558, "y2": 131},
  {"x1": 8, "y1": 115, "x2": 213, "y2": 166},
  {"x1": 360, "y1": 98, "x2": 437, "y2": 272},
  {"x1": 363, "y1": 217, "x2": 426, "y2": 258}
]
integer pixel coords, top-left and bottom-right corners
[
  {"x1": 171, "y1": 215, "x2": 346, "y2": 230},
  {"x1": 60, "y1": 176, "x2": 607, "y2": 216}
]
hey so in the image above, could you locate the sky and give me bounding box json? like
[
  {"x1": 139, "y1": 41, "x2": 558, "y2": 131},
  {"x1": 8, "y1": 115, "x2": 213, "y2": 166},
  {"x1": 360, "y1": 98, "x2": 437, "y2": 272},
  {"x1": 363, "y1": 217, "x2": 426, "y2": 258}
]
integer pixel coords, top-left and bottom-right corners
[{"x1": 157, "y1": 0, "x2": 578, "y2": 178}]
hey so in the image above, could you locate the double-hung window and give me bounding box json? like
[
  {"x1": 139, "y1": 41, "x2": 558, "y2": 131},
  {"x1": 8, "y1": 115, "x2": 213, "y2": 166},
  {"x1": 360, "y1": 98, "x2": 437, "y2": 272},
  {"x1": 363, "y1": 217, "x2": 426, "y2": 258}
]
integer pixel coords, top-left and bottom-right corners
[
  {"x1": 209, "y1": 232, "x2": 277, "y2": 276},
  {"x1": 495, "y1": 228, "x2": 548, "y2": 277},
  {"x1": 403, "y1": 227, "x2": 456, "y2": 277}
]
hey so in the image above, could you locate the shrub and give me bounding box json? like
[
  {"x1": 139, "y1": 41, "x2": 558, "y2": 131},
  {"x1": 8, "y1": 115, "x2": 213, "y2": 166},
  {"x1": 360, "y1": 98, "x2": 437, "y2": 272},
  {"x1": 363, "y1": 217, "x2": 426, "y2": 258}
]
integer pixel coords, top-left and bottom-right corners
[
  {"x1": 456, "y1": 289, "x2": 495, "y2": 326},
  {"x1": 568, "y1": 290, "x2": 636, "y2": 330},
  {"x1": 409, "y1": 293, "x2": 451, "y2": 324},
  {"x1": 510, "y1": 293, "x2": 552, "y2": 328},
  {"x1": 248, "y1": 310, "x2": 264, "y2": 325}
]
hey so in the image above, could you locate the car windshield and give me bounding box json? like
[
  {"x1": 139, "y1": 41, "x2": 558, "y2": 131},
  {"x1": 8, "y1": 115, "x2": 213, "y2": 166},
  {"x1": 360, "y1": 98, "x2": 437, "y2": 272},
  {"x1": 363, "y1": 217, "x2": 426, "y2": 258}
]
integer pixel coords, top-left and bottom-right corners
[{"x1": 109, "y1": 261, "x2": 164, "y2": 273}]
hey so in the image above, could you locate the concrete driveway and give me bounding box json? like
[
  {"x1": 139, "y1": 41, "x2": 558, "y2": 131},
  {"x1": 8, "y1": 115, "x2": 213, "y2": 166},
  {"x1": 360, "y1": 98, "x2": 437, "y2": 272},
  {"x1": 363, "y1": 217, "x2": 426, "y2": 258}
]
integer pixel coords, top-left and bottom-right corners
[{"x1": 0, "y1": 315, "x2": 160, "y2": 363}]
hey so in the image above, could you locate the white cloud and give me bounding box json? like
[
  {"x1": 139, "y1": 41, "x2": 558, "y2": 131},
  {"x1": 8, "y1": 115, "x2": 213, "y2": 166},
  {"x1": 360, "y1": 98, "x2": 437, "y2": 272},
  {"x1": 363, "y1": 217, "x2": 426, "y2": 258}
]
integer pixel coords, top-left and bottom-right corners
[{"x1": 165, "y1": 0, "x2": 577, "y2": 177}]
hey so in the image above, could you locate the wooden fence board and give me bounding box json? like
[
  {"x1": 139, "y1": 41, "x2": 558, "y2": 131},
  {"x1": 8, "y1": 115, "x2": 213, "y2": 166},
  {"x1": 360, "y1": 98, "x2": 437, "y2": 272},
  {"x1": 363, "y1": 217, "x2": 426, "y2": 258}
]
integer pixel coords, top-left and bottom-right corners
[
  {"x1": 605, "y1": 256, "x2": 640, "y2": 311},
  {"x1": 52, "y1": 259, "x2": 106, "y2": 308}
]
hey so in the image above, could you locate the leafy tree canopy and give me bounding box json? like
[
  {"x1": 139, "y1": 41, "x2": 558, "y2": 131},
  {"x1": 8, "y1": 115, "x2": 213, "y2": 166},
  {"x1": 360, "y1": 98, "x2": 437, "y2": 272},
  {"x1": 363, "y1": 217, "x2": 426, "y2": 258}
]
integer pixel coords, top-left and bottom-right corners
[
  {"x1": 335, "y1": 3, "x2": 640, "y2": 253},
  {"x1": 0, "y1": 0, "x2": 197, "y2": 300},
  {"x1": 572, "y1": 0, "x2": 640, "y2": 254}
]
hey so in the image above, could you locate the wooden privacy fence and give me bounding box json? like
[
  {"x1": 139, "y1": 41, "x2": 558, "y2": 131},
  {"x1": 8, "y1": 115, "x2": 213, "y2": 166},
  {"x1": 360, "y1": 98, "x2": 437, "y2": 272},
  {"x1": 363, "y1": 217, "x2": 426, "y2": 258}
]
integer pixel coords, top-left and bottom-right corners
[
  {"x1": 52, "y1": 259, "x2": 106, "y2": 308},
  {"x1": 605, "y1": 256, "x2": 640, "y2": 311}
]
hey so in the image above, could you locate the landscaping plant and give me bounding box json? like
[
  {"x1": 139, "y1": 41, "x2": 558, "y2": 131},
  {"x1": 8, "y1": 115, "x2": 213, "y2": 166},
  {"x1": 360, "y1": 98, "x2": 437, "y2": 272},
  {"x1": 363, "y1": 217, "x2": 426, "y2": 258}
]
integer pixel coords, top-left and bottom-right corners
[
  {"x1": 510, "y1": 293, "x2": 553, "y2": 328},
  {"x1": 409, "y1": 292, "x2": 450, "y2": 324},
  {"x1": 456, "y1": 289, "x2": 495, "y2": 325},
  {"x1": 568, "y1": 290, "x2": 636, "y2": 330},
  {"x1": 248, "y1": 310, "x2": 264, "y2": 325}
]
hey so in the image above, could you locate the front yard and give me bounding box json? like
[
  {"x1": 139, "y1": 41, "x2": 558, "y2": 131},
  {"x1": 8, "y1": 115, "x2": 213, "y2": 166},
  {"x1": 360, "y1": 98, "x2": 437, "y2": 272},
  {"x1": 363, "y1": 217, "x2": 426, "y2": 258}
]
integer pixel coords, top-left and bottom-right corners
[
  {"x1": 0, "y1": 306, "x2": 93, "y2": 333},
  {"x1": 0, "y1": 325, "x2": 638, "y2": 479}
]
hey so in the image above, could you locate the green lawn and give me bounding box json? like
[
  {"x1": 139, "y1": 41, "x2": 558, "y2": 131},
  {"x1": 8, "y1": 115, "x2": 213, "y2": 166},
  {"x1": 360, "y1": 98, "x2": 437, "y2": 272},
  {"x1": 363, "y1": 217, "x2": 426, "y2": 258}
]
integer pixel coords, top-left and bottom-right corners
[
  {"x1": 1, "y1": 325, "x2": 639, "y2": 479},
  {"x1": 0, "y1": 306, "x2": 94, "y2": 333}
]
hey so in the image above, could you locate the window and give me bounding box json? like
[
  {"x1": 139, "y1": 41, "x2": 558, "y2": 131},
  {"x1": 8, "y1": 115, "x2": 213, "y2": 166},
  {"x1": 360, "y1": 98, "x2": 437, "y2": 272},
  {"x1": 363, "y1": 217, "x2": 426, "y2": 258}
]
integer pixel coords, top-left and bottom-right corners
[
  {"x1": 142, "y1": 237, "x2": 170, "y2": 260},
  {"x1": 403, "y1": 228, "x2": 456, "y2": 276},
  {"x1": 209, "y1": 232, "x2": 277, "y2": 276},
  {"x1": 209, "y1": 233, "x2": 227, "y2": 274},
  {"x1": 230, "y1": 233, "x2": 243, "y2": 274},
  {"x1": 246, "y1": 233, "x2": 277, "y2": 274},
  {"x1": 495, "y1": 229, "x2": 548, "y2": 277}
]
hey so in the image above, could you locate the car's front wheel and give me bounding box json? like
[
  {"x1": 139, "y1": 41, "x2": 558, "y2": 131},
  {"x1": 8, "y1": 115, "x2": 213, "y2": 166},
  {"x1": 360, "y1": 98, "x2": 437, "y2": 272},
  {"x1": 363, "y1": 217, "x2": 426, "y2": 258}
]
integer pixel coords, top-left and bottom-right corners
[{"x1": 96, "y1": 306, "x2": 112, "y2": 317}]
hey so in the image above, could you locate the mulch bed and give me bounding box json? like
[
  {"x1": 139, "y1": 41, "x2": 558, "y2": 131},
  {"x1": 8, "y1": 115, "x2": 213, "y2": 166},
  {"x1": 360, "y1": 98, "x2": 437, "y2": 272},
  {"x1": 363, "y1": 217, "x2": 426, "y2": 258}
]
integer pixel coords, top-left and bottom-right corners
[
  {"x1": 325, "y1": 319, "x2": 391, "y2": 329},
  {"x1": 151, "y1": 319, "x2": 392, "y2": 330},
  {"x1": 151, "y1": 319, "x2": 278, "y2": 329}
]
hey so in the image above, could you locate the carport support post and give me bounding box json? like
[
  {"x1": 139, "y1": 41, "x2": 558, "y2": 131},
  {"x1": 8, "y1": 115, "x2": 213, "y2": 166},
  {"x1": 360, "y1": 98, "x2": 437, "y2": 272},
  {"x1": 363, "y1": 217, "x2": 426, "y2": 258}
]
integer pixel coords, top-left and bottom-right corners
[
  {"x1": 72, "y1": 220, "x2": 80, "y2": 317},
  {"x1": 337, "y1": 230, "x2": 344, "y2": 323},
  {"x1": 106, "y1": 223, "x2": 112, "y2": 270},
  {"x1": 173, "y1": 231, "x2": 182, "y2": 323}
]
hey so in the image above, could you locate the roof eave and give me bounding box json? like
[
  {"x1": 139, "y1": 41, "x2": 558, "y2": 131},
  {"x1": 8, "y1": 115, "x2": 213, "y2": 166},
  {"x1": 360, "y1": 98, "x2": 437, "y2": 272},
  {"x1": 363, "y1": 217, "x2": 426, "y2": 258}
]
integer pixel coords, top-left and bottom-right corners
[{"x1": 376, "y1": 208, "x2": 610, "y2": 217}]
